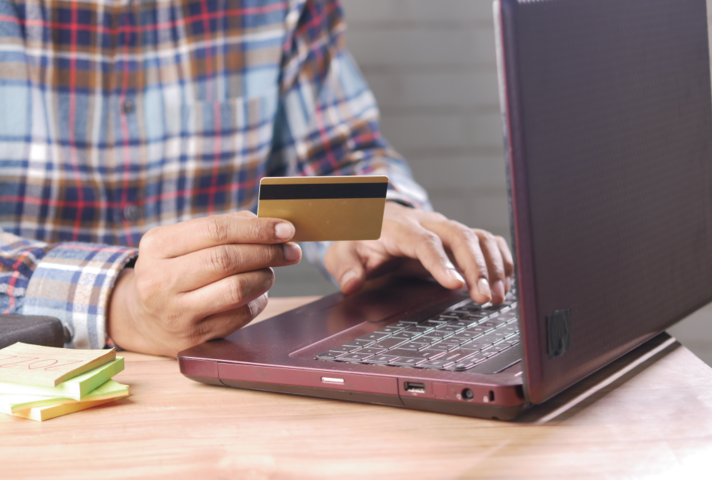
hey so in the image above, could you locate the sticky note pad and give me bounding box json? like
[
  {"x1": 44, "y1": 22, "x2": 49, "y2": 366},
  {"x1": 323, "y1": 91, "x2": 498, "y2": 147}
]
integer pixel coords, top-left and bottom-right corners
[
  {"x1": 0, "y1": 357, "x2": 124, "y2": 401},
  {"x1": 10, "y1": 380, "x2": 129, "y2": 422},
  {"x1": 257, "y1": 176, "x2": 389, "y2": 242},
  {"x1": 0, "y1": 379, "x2": 129, "y2": 414},
  {"x1": 0, "y1": 342, "x2": 116, "y2": 387}
]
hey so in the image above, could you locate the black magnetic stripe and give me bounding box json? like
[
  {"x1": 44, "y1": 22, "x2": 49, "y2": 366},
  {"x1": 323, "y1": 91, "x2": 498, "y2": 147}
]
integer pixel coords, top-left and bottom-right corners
[{"x1": 259, "y1": 182, "x2": 388, "y2": 200}]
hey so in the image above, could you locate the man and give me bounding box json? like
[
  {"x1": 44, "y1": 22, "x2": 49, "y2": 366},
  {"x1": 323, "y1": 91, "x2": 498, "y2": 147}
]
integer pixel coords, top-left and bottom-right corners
[{"x1": 0, "y1": 0, "x2": 513, "y2": 357}]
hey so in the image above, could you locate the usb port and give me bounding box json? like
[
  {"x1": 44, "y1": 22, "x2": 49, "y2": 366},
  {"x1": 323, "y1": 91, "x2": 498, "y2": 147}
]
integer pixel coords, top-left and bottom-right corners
[{"x1": 404, "y1": 382, "x2": 426, "y2": 394}]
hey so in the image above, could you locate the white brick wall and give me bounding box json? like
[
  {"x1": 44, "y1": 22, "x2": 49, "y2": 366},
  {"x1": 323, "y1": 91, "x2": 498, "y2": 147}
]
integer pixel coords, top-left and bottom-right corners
[{"x1": 273, "y1": 0, "x2": 712, "y2": 371}]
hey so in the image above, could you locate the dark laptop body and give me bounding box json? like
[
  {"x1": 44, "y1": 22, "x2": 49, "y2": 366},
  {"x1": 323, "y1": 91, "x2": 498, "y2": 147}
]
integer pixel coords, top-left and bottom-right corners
[{"x1": 178, "y1": 0, "x2": 712, "y2": 419}]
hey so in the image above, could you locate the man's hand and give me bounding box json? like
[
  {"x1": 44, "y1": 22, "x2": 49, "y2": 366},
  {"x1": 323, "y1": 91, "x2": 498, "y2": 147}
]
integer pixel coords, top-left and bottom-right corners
[
  {"x1": 325, "y1": 202, "x2": 514, "y2": 304},
  {"x1": 107, "y1": 211, "x2": 301, "y2": 357}
]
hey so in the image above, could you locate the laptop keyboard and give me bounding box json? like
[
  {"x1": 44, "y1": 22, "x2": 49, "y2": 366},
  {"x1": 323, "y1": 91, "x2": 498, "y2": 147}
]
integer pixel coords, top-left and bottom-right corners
[{"x1": 315, "y1": 296, "x2": 520, "y2": 372}]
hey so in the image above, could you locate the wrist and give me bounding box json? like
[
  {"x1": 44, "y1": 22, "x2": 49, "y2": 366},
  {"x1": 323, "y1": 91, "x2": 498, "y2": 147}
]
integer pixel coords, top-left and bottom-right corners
[{"x1": 107, "y1": 268, "x2": 137, "y2": 351}]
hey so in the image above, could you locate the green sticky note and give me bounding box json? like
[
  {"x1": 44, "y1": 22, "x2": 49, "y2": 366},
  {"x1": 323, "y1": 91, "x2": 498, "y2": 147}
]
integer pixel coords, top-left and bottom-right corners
[{"x1": 0, "y1": 357, "x2": 124, "y2": 401}]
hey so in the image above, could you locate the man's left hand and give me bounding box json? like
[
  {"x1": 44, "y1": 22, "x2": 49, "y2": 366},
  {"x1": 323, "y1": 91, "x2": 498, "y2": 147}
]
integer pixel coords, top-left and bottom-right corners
[{"x1": 324, "y1": 202, "x2": 514, "y2": 304}]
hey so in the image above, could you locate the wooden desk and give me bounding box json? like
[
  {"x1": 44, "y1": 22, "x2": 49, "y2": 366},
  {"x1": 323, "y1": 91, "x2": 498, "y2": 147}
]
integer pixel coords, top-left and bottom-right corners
[{"x1": 2, "y1": 297, "x2": 712, "y2": 479}]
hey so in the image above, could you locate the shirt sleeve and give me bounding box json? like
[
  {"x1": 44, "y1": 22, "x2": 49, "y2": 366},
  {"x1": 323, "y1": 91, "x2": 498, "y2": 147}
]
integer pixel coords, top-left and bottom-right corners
[
  {"x1": 270, "y1": 0, "x2": 432, "y2": 272},
  {"x1": 1, "y1": 229, "x2": 137, "y2": 349}
]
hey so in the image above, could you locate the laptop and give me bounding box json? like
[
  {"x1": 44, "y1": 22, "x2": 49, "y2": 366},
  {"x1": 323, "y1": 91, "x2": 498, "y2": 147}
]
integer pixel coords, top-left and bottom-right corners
[{"x1": 178, "y1": 0, "x2": 712, "y2": 420}]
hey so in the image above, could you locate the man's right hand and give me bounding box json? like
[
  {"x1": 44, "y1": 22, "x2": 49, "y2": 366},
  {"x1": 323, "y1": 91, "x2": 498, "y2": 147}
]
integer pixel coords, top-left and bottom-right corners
[{"x1": 107, "y1": 211, "x2": 301, "y2": 357}]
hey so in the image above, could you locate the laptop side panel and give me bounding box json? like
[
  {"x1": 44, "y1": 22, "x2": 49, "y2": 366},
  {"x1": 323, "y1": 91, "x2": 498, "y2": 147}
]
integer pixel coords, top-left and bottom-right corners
[{"x1": 500, "y1": 0, "x2": 712, "y2": 404}]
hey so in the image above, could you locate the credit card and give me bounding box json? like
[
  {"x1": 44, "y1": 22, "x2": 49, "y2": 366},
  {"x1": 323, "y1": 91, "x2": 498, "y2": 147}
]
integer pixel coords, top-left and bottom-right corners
[{"x1": 257, "y1": 176, "x2": 389, "y2": 242}]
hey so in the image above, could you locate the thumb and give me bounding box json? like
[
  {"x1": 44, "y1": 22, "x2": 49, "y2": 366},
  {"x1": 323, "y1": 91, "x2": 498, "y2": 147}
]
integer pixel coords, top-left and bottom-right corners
[{"x1": 325, "y1": 242, "x2": 366, "y2": 295}]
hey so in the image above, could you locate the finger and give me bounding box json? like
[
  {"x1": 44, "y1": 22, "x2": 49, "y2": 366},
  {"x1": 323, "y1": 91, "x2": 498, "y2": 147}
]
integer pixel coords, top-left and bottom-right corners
[
  {"x1": 325, "y1": 242, "x2": 366, "y2": 295},
  {"x1": 192, "y1": 293, "x2": 269, "y2": 343},
  {"x1": 180, "y1": 268, "x2": 275, "y2": 317},
  {"x1": 170, "y1": 243, "x2": 301, "y2": 292},
  {"x1": 475, "y1": 230, "x2": 507, "y2": 304},
  {"x1": 139, "y1": 211, "x2": 295, "y2": 258},
  {"x1": 421, "y1": 220, "x2": 492, "y2": 304},
  {"x1": 391, "y1": 223, "x2": 466, "y2": 291},
  {"x1": 495, "y1": 236, "x2": 515, "y2": 292}
]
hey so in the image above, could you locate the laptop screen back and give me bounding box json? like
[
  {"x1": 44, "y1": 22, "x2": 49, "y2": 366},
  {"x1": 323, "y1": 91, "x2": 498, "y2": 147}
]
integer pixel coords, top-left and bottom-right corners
[{"x1": 497, "y1": 0, "x2": 712, "y2": 404}]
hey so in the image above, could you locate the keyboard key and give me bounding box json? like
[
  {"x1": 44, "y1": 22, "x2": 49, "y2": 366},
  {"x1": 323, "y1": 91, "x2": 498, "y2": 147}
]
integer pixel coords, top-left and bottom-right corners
[
  {"x1": 501, "y1": 325, "x2": 518, "y2": 335},
  {"x1": 438, "y1": 351, "x2": 473, "y2": 364},
  {"x1": 399, "y1": 341, "x2": 431, "y2": 350},
  {"x1": 419, "y1": 347, "x2": 447, "y2": 359},
  {"x1": 387, "y1": 348, "x2": 430, "y2": 358},
  {"x1": 389, "y1": 357, "x2": 424, "y2": 367},
  {"x1": 372, "y1": 337, "x2": 409, "y2": 349},
  {"x1": 451, "y1": 331, "x2": 483, "y2": 341},
  {"x1": 447, "y1": 320, "x2": 474, "y2": 328},
  {"x1": 452, "y1": 307, "x2": 479, "y2": 315},
  {"x1": 417, "y1": 320, "x2": 444, "y2": 328},
  {"x1": 343, "y1": 339, "x2": 375, "y2": 348},
  {"x1": 336, "y1": 353, "x2": 373, "y2": 362},
  {"x1": 360, "y1": 333, "x2": 391, "y2": 342},
  {"x1": 391, "y1": 320, "x2": 419, "y2": 328},
  {"x1": 355, "y1": 346, "x2": 388, "y2": 355},
  {"x1": 436, "y1": 325, "x2": 464, "y2": 334},
  {"x1": 398, "y1": 331, "x2": 425, "y2": 339},
  {"x1": 490, "y1": 331, "x2": 508, "y2": 342},
  {"x1": 373, "y1": 326, "x2": 406, "y2": 334},
  {"x1": 481, "y1": 319, "x2": 507, "y2": 329},
  {"x1": 436, "y1": 337, "x2": 463, "y2": 348},
  {"x1": 481, "y1": 344, "x2": 507, "y2": 358},
  {"x1": 418, "y1": 359, "x2": 455, "y2": 370},
  {"x1": 420, "y1": 330, "x2": 453, "y2": 340},
  {"x1": 404, "y1": 326, "x2": 434, "y2": 334},
  {"x1": 497, "y1": 312, "x2": 517, "y2": 322},
  {"x1": 445, "y1": 346, "x2": 480, "y2": 356},
  {"x1": 463, "y1": 337, "x2": 494, "y2": 349},
  {"x1": 363, "y1": 354, "x2": 399, "y2": 364},
  {"x1": 426, "y1": 316, "x2": 452, "y2": 324},
  {"x1": 467, "y1": 353, "x2": 490, "y2": 364}
]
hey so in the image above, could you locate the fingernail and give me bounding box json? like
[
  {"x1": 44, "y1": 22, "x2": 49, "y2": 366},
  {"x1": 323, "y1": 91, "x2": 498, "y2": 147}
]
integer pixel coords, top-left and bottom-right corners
[
  {"x1": 448, "y1": 268, "x2": 465, "y2": 286},
  {"x1": 283, "y1": 243, "x2": 301, "y2": 262},
  {"x1": 340, "y1": 269, "x2": 359, "y2": 289},
  {"x1": 492, "y1": 280, "x2": 505, "y2": 303},
  {"x1": 275, "y1": 222, "x2": 294, "y2": 240},
  {"x1": 505, "y1": 276, "x2": 512, "y2": 292},
  {"x1": 477, "y1": 278, "x2": 492, "y2": 302}
]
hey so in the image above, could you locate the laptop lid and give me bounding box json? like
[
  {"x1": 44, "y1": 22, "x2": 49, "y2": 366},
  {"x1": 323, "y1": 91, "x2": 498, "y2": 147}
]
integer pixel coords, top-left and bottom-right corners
[{"x1": 496, "y1": 0, "x2": 712, "y2": 404}]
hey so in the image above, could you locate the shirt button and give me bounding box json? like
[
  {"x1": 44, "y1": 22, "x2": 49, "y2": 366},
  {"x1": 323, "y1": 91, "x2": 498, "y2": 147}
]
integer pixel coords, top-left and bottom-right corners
[
  {"x1": 123, "y1": 204, "x2": 140, "y2": 222},
  {"x1": 122, "y1": 100, "x2": 135, "y2": 114}
]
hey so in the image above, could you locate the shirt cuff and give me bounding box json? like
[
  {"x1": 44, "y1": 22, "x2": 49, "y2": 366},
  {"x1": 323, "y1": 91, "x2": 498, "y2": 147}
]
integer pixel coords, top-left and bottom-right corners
[{"x1": 20, "y1": 243, "x2": 138, "y2": 349}]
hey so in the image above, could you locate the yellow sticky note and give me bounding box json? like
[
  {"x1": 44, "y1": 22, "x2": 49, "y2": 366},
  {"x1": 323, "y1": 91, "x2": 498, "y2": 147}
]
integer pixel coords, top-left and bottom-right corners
[
  {"x1": 13, "y1": 392, "x2": 129, "y2": 422},
  {"x1": 0, "y1": 342, "x2": 116, "y2": 387}
]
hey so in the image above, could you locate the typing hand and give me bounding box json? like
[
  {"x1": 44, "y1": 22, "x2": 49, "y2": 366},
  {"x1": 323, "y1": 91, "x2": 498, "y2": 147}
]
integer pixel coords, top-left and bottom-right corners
[
  {"x1": 325, "y1": 202, "x2": 514, "y2": 304},
  {"x1": 107, "y1": 211, "x2": 301, "y2": 357}
]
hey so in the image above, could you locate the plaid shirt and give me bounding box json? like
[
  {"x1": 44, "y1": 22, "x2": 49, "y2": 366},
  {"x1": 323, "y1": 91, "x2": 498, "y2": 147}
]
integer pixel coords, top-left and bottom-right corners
[{"x1": 0, "y1": 0, "x2": 429, "y2": 348}]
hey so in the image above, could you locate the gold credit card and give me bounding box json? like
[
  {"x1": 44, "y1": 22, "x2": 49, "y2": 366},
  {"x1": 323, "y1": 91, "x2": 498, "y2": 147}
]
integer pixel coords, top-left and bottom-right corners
[{"x1": 257, "y1": 176, "x2": 389, "y2": 242}]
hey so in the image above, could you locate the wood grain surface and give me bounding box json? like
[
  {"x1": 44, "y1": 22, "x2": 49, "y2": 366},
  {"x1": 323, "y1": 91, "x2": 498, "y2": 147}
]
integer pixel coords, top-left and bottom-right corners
[{"x1": 2, "y1": 297, "x2": 711, "y2": 480}]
